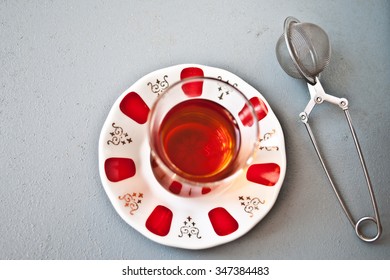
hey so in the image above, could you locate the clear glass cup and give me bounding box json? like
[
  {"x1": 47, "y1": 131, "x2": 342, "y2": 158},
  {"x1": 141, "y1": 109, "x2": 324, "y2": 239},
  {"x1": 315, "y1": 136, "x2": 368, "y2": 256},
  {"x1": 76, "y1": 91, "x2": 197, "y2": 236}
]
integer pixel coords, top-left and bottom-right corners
[{"x1": 148, "y1": 77, "x2": 259, "y2": 197}]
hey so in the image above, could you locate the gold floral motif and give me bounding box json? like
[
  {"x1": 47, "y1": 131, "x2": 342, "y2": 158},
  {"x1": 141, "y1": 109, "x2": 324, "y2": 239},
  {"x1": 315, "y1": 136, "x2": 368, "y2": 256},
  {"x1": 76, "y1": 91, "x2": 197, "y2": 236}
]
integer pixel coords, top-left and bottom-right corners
[
  {"x1": 178, "y1": 216, "x2": 201, "y2": 239},
  {"x1": 258, "y1": 129, "x2": 279, "y2": 151},
  {"x1": 118, "y1": 193, "x2": 143, "y2": 215},
  {"x1": 217, "y1": 76, "x2": 238, "y2": 100},
  {"x1": 239, "y1": 196, "x2": 265, "y2": 217},
  {"x1": 147, "y1": 75, "x2": 169, "y2": 96}
]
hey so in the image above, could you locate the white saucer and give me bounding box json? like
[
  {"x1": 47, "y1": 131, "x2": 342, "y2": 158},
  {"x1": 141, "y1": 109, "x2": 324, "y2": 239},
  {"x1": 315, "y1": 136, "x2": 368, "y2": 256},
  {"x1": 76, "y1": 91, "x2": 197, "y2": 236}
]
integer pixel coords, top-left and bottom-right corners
[{"x1": 98, "y1": 64, "x2": 286, "y2": 249}]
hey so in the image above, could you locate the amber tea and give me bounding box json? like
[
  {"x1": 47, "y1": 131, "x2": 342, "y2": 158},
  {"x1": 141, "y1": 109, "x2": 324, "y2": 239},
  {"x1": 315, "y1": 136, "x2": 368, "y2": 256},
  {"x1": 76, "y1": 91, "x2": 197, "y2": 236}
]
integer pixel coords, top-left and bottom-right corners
[{"x1": 158, "y1": 99, "x2": 241, "y2": 182}]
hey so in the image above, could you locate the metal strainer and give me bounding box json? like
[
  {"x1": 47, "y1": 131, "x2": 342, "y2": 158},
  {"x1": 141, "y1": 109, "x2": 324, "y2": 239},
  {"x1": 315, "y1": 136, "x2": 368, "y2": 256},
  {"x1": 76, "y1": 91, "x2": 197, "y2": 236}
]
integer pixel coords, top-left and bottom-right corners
[
  {"x1": 276, "y1": 17, "x2": 382, "y2": 242},
  {"x1": 276, "y1": 17, "x2": 330, "y2": 84}
]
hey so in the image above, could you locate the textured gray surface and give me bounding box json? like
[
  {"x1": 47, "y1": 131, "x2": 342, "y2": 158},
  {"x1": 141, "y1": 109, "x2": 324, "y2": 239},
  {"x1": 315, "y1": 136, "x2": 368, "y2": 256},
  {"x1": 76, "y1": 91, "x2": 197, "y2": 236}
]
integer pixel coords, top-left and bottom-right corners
[{"x1": 0, "y1": 0, "x2": 389, "y2": 259}]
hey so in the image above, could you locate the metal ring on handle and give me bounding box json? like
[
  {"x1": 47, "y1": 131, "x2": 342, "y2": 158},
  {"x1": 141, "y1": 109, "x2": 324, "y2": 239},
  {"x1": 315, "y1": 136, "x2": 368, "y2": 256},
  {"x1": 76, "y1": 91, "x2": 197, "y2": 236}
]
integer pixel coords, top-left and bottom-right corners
[{"x1": 355, "y1": 216, "x2": 382, "y2": 243}]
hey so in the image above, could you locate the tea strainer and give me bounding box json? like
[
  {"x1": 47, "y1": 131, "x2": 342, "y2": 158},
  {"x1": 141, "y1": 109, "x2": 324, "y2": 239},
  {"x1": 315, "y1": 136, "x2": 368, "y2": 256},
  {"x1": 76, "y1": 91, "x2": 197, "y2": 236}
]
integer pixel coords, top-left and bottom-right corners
[{"x1": 276, "y1": 17, "x2": 381, "y2": 242}]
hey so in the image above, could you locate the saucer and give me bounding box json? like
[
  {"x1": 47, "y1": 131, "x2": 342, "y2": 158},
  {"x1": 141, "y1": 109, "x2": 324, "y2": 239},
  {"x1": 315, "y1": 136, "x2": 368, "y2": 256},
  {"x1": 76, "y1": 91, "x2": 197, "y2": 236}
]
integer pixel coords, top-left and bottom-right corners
[{"x1": 98, "y1": 64, "x2": 286, "y2": 249}]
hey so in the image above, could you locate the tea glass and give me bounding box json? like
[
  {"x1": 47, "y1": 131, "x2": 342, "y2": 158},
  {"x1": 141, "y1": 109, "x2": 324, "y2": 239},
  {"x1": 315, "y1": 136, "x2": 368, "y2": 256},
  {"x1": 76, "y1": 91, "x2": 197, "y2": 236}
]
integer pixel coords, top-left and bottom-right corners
[{"x1": 148, "y1": 77, "x2": 259, "y2": 197}]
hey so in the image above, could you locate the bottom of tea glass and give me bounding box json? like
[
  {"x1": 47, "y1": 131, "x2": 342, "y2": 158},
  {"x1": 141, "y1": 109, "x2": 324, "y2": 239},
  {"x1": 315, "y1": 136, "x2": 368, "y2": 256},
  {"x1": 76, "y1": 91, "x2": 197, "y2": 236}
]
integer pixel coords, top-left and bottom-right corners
[{"x1": 150, "y1": 153, "x2": 240, "y2": 197}]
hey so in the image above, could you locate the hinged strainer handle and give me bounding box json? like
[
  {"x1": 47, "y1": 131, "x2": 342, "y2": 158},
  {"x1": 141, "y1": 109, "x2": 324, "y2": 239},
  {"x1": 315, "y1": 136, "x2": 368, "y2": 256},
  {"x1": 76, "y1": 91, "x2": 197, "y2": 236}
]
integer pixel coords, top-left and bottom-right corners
[{"x1": 300, "y1": 80, "x2": 382, "y2": 242}]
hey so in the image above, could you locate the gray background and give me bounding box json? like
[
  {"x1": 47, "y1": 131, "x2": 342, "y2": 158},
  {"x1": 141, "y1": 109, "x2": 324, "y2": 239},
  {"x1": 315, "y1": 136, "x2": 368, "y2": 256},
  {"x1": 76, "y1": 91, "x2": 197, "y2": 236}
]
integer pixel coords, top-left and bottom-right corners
[{"x1": 1, "y1": 0, "x2": 389, "y2": 259}]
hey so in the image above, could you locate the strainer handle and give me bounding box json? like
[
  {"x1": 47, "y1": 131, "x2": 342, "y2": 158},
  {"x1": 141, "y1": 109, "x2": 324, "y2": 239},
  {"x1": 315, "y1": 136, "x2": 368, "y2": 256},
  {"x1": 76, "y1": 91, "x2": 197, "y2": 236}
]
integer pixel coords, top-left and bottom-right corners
[{"x1": 299, "y1": 80, "x2": 382, "y2": 242}]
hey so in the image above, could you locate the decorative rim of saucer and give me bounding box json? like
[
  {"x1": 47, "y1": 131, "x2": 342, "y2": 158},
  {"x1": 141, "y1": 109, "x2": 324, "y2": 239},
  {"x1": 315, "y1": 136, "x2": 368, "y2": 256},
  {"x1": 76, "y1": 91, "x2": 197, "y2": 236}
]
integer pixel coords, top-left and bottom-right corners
[{"x1": 98, "y1": 64, "x2": 286, "y2": 249}]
